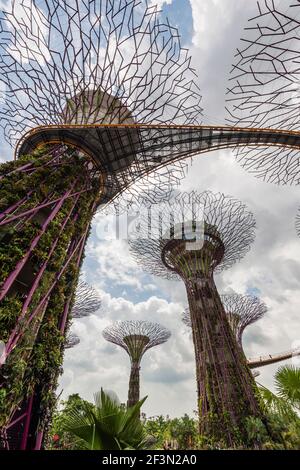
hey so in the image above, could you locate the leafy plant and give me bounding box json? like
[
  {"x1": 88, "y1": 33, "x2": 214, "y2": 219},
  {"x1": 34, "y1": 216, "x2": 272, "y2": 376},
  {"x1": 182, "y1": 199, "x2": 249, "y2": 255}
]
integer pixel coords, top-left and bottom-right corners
[
  {"x1": 62, "y1": 389, "x2": 150, "y2": 450},
  {"x1": 169, "y1": 414, "x2": 198, "y2": 449},
  {"x1": 259, "y1": 365, "x2": 300, "y2": 419},
  {"x1": 275, "y1": 365, "x2": 300, "y2": 409}
]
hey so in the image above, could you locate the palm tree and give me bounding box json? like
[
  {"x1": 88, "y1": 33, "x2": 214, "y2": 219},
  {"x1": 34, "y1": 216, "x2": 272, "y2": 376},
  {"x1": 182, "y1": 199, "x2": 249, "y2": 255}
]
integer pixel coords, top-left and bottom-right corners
[
  {"x1": 62, "y1": 389, "x2": 150, "y2": 450},
  {"x1": 259, "y1": 365, "x2": 300, "y2": 419}
]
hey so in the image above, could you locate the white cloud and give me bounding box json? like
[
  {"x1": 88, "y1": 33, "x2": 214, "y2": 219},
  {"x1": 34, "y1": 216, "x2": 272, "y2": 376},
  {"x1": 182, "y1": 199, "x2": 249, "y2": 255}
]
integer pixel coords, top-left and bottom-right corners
[
  {"x1": 189, "y1": 0, "x2": 251, "y2": 49},
  {"x1": 149, "y1": 0, "x2": 173, "y2": 10}
]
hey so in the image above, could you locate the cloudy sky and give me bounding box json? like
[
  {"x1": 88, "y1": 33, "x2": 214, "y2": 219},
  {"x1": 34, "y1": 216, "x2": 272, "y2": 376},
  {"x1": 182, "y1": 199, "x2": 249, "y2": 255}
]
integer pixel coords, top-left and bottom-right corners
[{"x1": 1, "y1": 0, "x2": 300, "y2": 418}]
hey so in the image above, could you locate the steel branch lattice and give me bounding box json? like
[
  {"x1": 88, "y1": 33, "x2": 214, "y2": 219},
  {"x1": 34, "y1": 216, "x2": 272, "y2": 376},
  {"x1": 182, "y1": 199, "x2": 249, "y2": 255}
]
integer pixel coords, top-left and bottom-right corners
[
  {"x1": 183, "y1": 292, "x2": 267, "y2": 347},
  {"x1": 65, "y1": 333, "x2": 80, "y2": 349},
  {"x1": 0, "y1": 0, "x2": 202, "y2": 208},
  {"x1": 226, "y1": 0, "x2": 300, "y2": 185},
  {"x1": 129, "y1": 190, "x2": 256, "y2": 278},
  {"x1": 71, "y1": 281, "x2": 102, "y2": 318},
  {"x1": 102, "y1": 320, "x2": 171, "y2": 363},
  {"x1": 219, "y1": 293, "x2": 267, "y2": 347}
]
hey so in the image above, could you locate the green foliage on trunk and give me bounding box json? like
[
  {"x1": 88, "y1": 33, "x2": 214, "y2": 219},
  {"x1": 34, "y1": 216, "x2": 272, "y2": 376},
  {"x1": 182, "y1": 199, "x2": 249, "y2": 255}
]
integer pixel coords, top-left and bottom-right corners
[{"x1": 0, "y1": 146, "x2": 100, "y2": 433}]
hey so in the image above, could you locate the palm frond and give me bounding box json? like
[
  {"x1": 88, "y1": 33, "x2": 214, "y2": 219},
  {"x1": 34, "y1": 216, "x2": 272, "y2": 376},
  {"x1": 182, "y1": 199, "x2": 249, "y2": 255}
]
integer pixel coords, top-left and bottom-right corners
[
  {"x1": 275, "y1": 366, "x2": 300, "y2": 408},
  {"x1": 259, "y1": 385, "x2": 298, "y2": 421},
  {"x1": 62, "y1": 389, "x2": 148, "y2": 450}
]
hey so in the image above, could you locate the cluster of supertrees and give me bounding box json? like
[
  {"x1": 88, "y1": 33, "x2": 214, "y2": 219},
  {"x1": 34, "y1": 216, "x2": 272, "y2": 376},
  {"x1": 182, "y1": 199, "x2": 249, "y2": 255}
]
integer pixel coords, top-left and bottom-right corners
[{"x1": 0, "y1": 0, "x2": 300, "y2": 450}]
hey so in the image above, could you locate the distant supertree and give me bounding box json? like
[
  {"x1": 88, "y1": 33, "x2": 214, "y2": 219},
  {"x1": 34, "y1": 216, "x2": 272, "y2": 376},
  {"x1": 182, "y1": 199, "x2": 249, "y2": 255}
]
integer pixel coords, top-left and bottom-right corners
[
  {"x1": 129, "y1": 191, "x2": 264, "y2": 447},
  {"x1": 221, "y1": 294, "x2": 267, "y2": 347},
  {"x1": 182, "y1": 293, "x2": 267, "y2": 348},
  {"x1": 182, "y1": 308, "x2": 192, "y2": 328},
  {"x1": 65, "y1": 333, "x2": 80, "y2": 350},
  {"x1": 71, "y1": 281, "x2": 102, "y2": 319},
  {"x1": 183, "y1": 298, "x2": 300, "y2": 371},
  {"x1": 102, "y1": 320, "x2": 170, "y2": 408},
  {"x1": 226, "y1": 0, "x2": 300, "y2": 185}
]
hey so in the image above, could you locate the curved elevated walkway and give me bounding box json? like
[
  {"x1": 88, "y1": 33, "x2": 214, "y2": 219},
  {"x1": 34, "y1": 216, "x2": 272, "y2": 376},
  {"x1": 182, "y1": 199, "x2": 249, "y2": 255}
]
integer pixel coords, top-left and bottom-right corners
[
  {"x1": 17, "y1": 124, "x2": 300, "y2": 171},
  {"x1": 248, "y1": 347, "x2": 300, "y2": 369}
]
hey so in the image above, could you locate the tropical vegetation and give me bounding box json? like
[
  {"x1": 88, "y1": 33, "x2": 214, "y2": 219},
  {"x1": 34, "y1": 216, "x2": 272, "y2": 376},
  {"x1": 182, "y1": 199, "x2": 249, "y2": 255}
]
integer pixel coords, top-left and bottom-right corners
[{"x1": 48, "y1": 366, "x2": 300, "y2": 450}]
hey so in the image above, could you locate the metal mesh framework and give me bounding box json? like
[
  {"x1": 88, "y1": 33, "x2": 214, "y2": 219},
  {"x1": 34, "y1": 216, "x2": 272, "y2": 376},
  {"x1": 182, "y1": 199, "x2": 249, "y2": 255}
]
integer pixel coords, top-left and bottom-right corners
[
  {"x1": 182, "y1": 292, "x2": 267, "y2": 347},
  {"x1": 129, "y1": 190, "x2": 256, "y2": 278},
  {"x1": 71, "y1": 281, "x2": 102, "y2": 318},
  {"x1": 0, "y1": 0, "x2": 203, "y2": 209},
  {"x1": 226, "y1": 0, "x2": 300, "y2": 185},
  {"x1": 222, "y1": 294, "x2": 267, "y2": 347},
  {"x1": 103, "y1": 320, "x2": 170, "y2": 408},
  {"x1": 65, "y1": 333, "x2": 80, "y2": 349},
  {"x1": 16, "y1": 124, "x2": 300, "y2": 208},
  {"x1": 129, "y1": 191, "x2": 263, "y2": 447},
  {"x1": 0, "y1": 0, "x2": 202, "y2": 143}
]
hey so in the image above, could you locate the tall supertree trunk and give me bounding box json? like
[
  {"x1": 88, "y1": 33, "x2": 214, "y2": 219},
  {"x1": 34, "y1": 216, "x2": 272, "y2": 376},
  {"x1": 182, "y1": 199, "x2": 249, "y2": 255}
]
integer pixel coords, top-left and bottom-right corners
[
  {"x1": 127, "y1": 362, "x2": 140, "y2": 409},
  {"x1": 0, "y1": 146, "x2": 100, "y2": 449},
  {"x1": 186, "y1": 275, "x2": 262, "y2": 448}
]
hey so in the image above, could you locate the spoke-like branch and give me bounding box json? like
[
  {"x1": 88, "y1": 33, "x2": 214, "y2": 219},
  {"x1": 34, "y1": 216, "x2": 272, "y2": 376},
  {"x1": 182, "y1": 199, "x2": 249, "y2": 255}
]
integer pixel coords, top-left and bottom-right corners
[
  {"x1": 183, "y1": 293, "x2": 267, "y2": 346},
  {"x1": 226, "y1": 0, "x2": 300, "y2": 185},
  {"x1": 129, "y1": 190, "x2": 256, "y2": 278}
]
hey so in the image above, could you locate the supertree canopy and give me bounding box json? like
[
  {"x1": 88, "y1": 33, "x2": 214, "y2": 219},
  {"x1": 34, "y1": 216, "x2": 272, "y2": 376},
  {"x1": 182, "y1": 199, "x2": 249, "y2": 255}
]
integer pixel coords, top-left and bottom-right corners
[
  {"x1": 102, "y1": 320, "x2": 170, "y2": 408},
  {"x1": 1, "y1": 0, "x2": 300, "y2": 451},
  {"x1": 129, "y1": 191, "x2": 265, "y2": 447},
  {"x1": 65, "y1": 333, "x2": 80, "y2": 350},
  {"x1": 219, "y1": 293, "x2": 267, "y2": 348},
  {"x1": 182, "y1": 293, "x2": 267, "y2": 348},
  {"x1": 295, "y1": 209, "x2": 300, "y2": 239},
  {"x1": 0, "y1": 0, "x2": 204, "y2": 209},
  {"x1": 130, "y1": 191, "x2": 256, "y2": 278},
  {"x1": 226, "y1": 0, "x2": 300, "y2": 185},
  {"x1": 71, "y1": 281, "x2": 102, "y2": 319}
]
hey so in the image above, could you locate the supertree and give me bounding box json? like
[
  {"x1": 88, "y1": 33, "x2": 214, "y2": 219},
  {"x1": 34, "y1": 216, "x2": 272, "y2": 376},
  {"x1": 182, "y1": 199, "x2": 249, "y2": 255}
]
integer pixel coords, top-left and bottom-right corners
[
  {"x1": 64, "y1": 333, "x2": 80, "y2": 350},
  {"x1": 102, "y1": 320, "x2": 170, "y2": 408},
  {"x1": 0, "y1": 0, "x2": 201, "y2": 449},
  {"x1": 1, "y1": 0, "x2": 300, "y2": 450},
  {"x1": 71, "y1": 281, "x2": 102, "y2": 319},
  {"x1": 226, "y1": 0, "x2": 300, "y2": 185},
  {"x1": 182, "y1": 293, "x2": 267, "y2": 348},
  {"x1": 129, "y1": 190, "x2": 265, "y2": 447}
]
